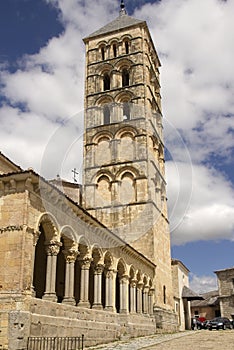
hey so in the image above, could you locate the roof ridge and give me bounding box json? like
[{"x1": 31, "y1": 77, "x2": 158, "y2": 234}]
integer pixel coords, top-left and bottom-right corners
[{"x1": 84, "y1": 13, "x2": 145, "y2": 41}]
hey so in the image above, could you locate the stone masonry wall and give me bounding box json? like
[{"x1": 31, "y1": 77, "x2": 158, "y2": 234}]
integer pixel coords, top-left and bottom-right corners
[{"x1": 4, "y1": 297, "x2": 157, "y2": 349}]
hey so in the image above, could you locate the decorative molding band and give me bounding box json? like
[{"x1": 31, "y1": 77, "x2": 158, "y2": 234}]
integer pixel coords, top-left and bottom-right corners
[{"x1": 0, "y1": 225, "x2": 24, "y2": 234}]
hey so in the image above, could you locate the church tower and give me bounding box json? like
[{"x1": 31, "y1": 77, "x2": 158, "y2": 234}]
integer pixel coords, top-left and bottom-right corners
[{"x1": 82, "y1": 1, "x2": 173, "y2": 309}]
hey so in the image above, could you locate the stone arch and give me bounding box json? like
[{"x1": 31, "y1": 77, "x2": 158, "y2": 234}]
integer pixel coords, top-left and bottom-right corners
[
  {"x1": 116, "y1": 258, "x2": 127, "y2": 313},
  {"x1": 115, "y1": 91, "x2": 133, "y2": 103},
  {"x1": 115, "y1": 58, "x2": 132, "y2": 71},
  {"x1": 95, "y1": 96, "x2": 114, "y2": 125},
  {"x1": 115, "y1": 126, "x2": 137, "y2": 139},
  {"x1": 109, "y1": 39, "x2": 119, "y2": 58},
  {"x1": 36, "y1": 212, "x2": 59, "y2": 241},
  {"x1": 98, "y1": 41, "x2": 107, "y2": 60},
  {"x1": 33, "y1": 213, "x2": 60, "y2": 300},
  {"x1": 92, "y1": 131, "x2": 113, "y2": 144},
  {"x1": 95, "y1": 170, "x2": 114, "y2": 184},
  {"x1": 103, "y1": 251, "x2": 114, "y2": 269},
  {"x1": 60, "y1": 225, "x2": 77, "y2": 243},
  {"x1": 97, "y1": 62, "x2": 113, "y2": 75},
  {"x1": 119, "y1": 172, "x2": 135, "y2": 204},
  {"x1": 96, "y1": 174, "x2": 112, "y2": 207},
  {"x1": 116, "y1": 127, "x2": 136, "y2": 162},
  {"x1": 116, "y1": 166, "x2": 139, "y2": 181},
  {"x1": 96, "y1": 95, "x2": 113, "y2": 106},
  {"x1": 120, "y1": 35, "x2": 132, "y2": 54},
  {"x1": 77, "y1": 236, "x2": 91, "y2": 257}
]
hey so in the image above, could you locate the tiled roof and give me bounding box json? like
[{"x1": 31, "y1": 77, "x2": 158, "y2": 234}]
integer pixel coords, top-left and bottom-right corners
[
  {"x1": 84, "y1": 14, "x2": 145, "y2": 40},
  {"x1": 182, "y1": 286, "x2": 204, "y2": 300},
  {"x1": 191, "y1": 290, "x2": 219, "y2": 307}
]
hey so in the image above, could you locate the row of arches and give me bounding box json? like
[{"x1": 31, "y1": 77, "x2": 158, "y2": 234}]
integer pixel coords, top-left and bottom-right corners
[
  {"x1": 103, "y1": 102, "x2": 130, "y2": 124},
  {"x1": 32, "y1": 214, "x2": 155, "y2": 315},
  {"x1": 99, "y1": 37, "x2": 131, "y2": 61},
  {"x1": 103, "y1": 68, "x2": 129, "y2": 91}
]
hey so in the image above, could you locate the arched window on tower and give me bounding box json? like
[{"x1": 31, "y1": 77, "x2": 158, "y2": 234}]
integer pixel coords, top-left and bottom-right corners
[
  {"x1": 122, "y1": 68, "x2": 129, "y2": 87},
  {"x1": 103, "y1": 105, "x2": 110, "y2": 124},
  {"x1": 103, "y1": 73, "x2": 110, "y2": 91},
  {"x1": 123, "y1": 102, "x2": 130, "y2": 120},
  {"x1": 113, "y1": 43, "x2": 117, "y2": 57},
  {"x1": 101, "y1": 46, "x2": 105, "y2": 60},
  {"x1": 125, "y1": 40, "x2": 129, "y2": 54}
]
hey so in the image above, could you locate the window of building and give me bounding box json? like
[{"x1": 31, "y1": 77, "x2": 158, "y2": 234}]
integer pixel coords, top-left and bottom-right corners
[
  {"x1": 103, "y1": 73, "x2": 110, "y2": 91},
  {"x1": 122, "y1": 68, "x2": 129, "y2": 87},
  {"x1": 103, "y1": 105, "x2": 110, "y2": 124},
  {"x1": 101, "y1": 47, "x2": 105, "y2": 60},
  {"x1": 123, "y1": 102, "x2": 130, "y2": 120},
  {"x1": 125, "y1": 40, "x2": 129, "y2": 54},
  {"x1": 113, "y1": 43, "x2": 117, "y2": 57}
]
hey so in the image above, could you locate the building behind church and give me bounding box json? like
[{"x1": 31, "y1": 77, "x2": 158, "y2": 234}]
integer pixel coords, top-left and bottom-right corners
[{"x1": 0, "y1": 3, "x2": 194, "y2": 349}]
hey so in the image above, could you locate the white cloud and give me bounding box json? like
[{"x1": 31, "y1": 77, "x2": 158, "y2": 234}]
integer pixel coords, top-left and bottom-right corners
[
  {"x1": 189, "y1": 273, "x2": 217, "y2": 294},
  {"x1": 0, "y1": 0, "x2": 233, "y2": 246},
  {"x1": 166, "y1": 161, "x2": 234, "y2": 244}
]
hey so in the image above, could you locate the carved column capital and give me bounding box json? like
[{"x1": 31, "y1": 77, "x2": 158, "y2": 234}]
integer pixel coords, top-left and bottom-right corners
[
  {"x1": 130, "y1": 279, "x2": 138, "y2": 288},
  {"x1": 63, "y1": 248, "x2": 79, "y2": 263},
  {"x1": 79, "y1": 256, "x2": 92, "y2": 269},
  {"x1": 45, "y1": 240, "x2": 62, "y2": 256},
  {"x1": 94, "y1": 264, "x2": 104, "y2": 275}
]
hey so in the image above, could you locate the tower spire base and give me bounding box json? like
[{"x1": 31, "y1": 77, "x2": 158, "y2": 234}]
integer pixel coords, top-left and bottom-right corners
[{"x1": 120, "y1": 0, "x2": 127, "y2": 16}]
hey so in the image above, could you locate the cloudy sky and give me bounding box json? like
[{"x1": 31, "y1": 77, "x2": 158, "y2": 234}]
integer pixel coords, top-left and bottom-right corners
[{"x1": 0, "y1": 0, "x2": 233, "y2": 293}]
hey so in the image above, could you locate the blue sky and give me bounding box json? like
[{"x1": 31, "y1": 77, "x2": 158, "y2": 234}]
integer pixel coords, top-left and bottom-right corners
[{"x1": 0, "y1": 0, "x2": 233, "y2": 293}]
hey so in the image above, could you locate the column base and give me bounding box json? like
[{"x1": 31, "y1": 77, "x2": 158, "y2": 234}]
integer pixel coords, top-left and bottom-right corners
[
  {"x1": 119, "y1": 309, "x2": 129, "y2": 314},
  {"x1": 42, "y1": 293, "x2": 57, "y2": 302},
  {"x1": 105, "y1": 306, "x2": 116, "y2": 312},
  {"x1": 62, "y1": 297, "x2": 76, "y2": 306},
  {"x1": 78, "y1": 301, "x2": 90, "y2": 308},
  {"x1": 92, "y1": 303, "x2": 103, "y2": 310}
]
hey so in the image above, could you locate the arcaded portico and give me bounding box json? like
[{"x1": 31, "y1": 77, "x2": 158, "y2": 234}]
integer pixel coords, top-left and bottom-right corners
[{"x1": 33, "y1": 211, "x2": 155, "y2": 315}]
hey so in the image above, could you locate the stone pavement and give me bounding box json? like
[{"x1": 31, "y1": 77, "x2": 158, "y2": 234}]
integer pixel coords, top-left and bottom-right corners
[
  {"x1": 87, "y1": 330, "x2": 234, "y2": 349},
  {"x1": 87, "y1": 331, "x2": 194, "y2": 349}
]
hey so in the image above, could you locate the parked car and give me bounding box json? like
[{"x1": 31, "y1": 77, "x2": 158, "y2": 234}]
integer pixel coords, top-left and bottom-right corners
[
  {"x1": 207, "y1": 317, "x2": 233, "y2": 330},
  {"x1": 191, "y1": 317, "x2": 207, "y2": 330},
  {"x1": 196, "y1": 319, "x2": 209, "y2": 330}
]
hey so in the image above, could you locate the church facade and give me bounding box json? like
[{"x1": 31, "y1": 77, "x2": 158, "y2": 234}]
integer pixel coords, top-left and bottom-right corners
[{"x1": 0, "y1": 3, "x2": 181, "y2": 350}]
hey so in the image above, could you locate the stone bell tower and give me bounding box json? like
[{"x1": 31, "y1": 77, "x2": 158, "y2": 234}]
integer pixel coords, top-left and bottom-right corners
[{"x1": 82, "y1": 1, "x2": 173, "y2": 309}]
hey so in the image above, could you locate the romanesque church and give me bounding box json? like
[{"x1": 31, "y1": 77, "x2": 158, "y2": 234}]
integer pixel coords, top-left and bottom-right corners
[{"x1": 0, "y1": 2, "x2": 193, "y2": 349}]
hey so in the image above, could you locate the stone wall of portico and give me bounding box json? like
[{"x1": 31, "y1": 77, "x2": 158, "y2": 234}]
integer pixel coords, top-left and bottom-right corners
[{"x1": 6, "y1": 297, "x2": 157, "y2": 349}]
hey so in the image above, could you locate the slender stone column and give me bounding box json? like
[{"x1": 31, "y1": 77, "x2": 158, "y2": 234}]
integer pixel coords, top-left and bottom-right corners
[
  {"x1": 63, "y1": 249, "x2": 78, "y2": 305},
  {"x1": 105, "y1": 269, "x2": 116, "y2": 312},
  {"x1": 119, "y1": 275, "x2": 129, "y2": 314},
  {"x1": 143, "y1": 285, "x2": 150, "y2": 314},
  {"x1": 129, "y1": 279, "x2": 137, "y2": 313},
  {"x1": 148, "y1": 288, "x2": 155, "y2": 315},
  {"x1": 137, "y1": 282, "x2": 143, "y2": 314},
  {"x1": 78, "y1": 257, "x2": 91, "y2": 308},
  {"x1": 92, "y1": 264, "x2": 104, "y2": 309},
  {"x1": 43, "y1": 241, "x2": 61, "y2": 302},
  {"x1": 31, "y1": 230, "x2": 40, "y2": 296}
]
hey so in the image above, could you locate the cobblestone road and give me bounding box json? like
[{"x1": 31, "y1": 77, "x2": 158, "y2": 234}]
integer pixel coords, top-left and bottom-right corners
[{"x1": 88, "y1": 330, "x2": 234, "y2": 349}]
